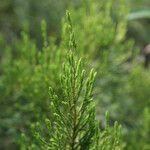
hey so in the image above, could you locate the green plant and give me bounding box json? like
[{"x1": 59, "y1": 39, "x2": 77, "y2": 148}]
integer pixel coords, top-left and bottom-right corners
[
  {"x1": 64, "y1": 0, "x2": 137, "y2": 127},
  {"x1": 22, "y1": 11, "x2": 124, "y2": 150},
  {"x1": 0, "y1": 20, "x2": 64, "y2": 149},
  {"x1": 1, "y1": 0, "x2": 150, "y2": 149},
  {"x1": 128, "y1": 107, "x2": 150, "y2": 150}
]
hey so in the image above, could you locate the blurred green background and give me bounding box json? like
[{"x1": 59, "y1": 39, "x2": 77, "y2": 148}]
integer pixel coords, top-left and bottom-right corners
[
  {"x1": 0, "y1": 0, "x2": 150, "y2": 150},
  {"x1": 0, "y1": 0, "x2": 149, "y2": 45}
]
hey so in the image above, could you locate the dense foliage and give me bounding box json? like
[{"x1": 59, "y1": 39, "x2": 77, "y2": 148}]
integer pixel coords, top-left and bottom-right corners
[{"x1": 0, "y1": 0, "x2": 150, "y2": 149}]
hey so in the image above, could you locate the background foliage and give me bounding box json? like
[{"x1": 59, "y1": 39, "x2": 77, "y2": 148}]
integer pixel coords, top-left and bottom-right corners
[{"x1": 0, "y1": 0, "x2": 150, "y2": 149}]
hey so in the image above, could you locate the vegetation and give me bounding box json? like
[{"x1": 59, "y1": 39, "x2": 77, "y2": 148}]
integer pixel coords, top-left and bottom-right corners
[{"x1": 0, "y1": 0, "x2": 150, "y2": 149}]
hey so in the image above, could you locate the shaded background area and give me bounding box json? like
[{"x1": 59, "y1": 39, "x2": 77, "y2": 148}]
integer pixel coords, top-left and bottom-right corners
[
  {"x1": 127, "y1": 0, "x2": 150, "y2": 47},
  {"x1": 0, "y1": 0, "x2": 68, "y2": 44},
  {"x1": 0, "y1": 0, "x2": 149, "y2": 46}
]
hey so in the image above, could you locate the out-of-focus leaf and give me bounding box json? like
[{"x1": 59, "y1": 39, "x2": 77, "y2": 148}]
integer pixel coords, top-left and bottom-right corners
[{"x1": 128, "y1": 9, "x2": 150, "y2": 20}]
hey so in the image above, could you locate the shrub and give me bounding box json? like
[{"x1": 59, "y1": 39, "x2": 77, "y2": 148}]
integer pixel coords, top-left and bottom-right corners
[
  {"x1": 0, "y1": 0, "x2": 150, "y2": 149},
  {"x1": 127, "y1": 108, "x2": 150, "y2": 150},
  {"x1": 0, "y1": 20, "x2": 64, "y2": 149},
  {"x1": 20, "y1": 12, "x2": 124, "y2": 150}
]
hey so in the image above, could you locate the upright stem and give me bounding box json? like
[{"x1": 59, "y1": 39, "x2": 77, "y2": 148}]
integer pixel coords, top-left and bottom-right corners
[{"x1": 70, "y1": 59, "x2": 77, "y2": 150}]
